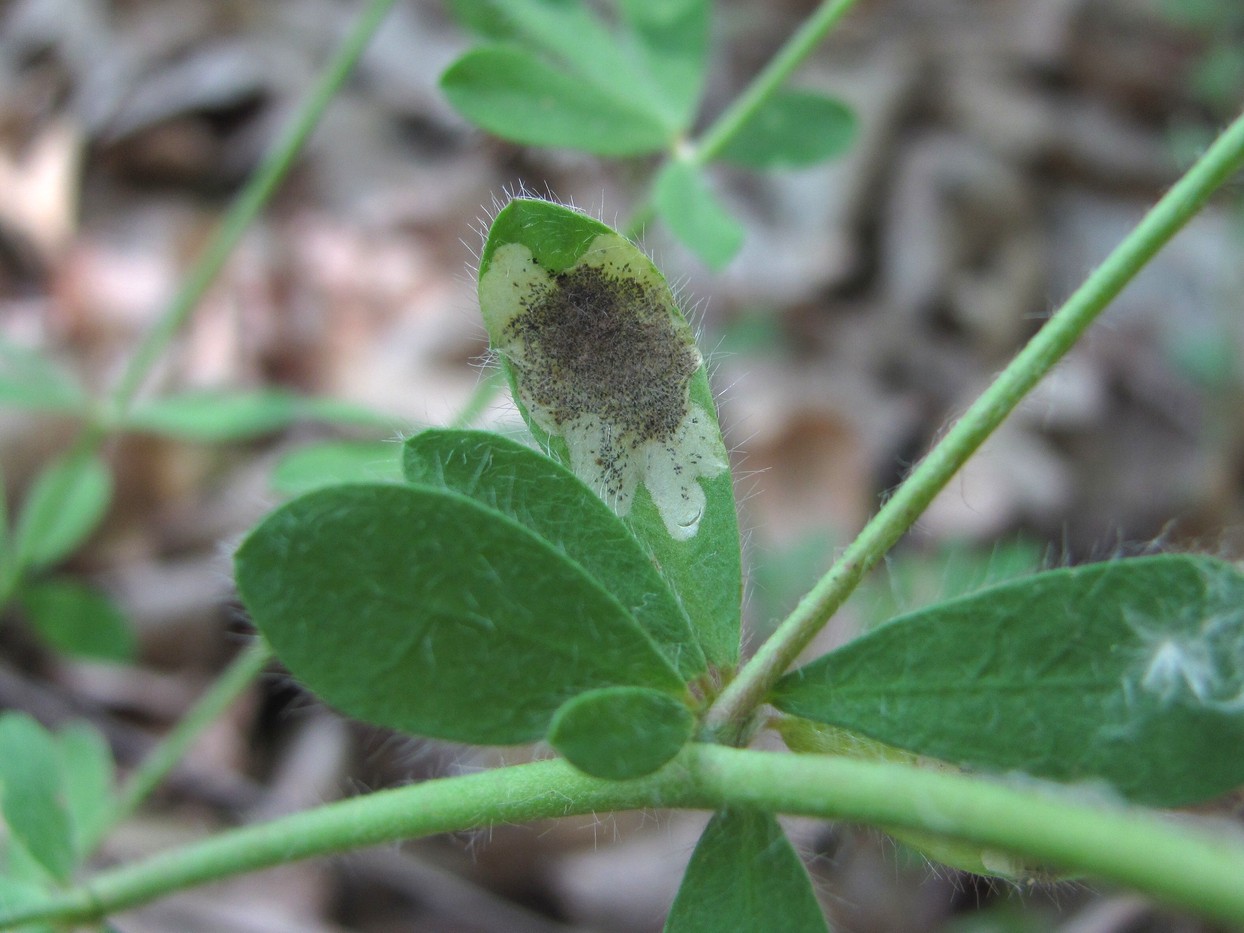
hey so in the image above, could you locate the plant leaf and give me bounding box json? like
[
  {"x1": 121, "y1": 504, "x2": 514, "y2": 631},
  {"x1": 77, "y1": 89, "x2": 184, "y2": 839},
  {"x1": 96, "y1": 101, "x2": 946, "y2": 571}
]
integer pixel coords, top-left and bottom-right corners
[
  {"x1": 773, "y1": 554, "x2": 1244, "y2": 806},
  {"x1": 123, "y1": 390, "x2": 394, "y2": 441},
  {"x1": 236, "y1": 484, "x2": 685, "y2": 745},
  {"x1": 716, "y1": 90, "x2": 857, "y2": 170},
  {"x1": 403, "y1": 428, "x2": 705, "y2": 679},
  {"x1": 0, "y1": 714, "x2": 75, "y2": 882},
  {"x1": 653, "y1": 160, "x2": 745, "y2": 269},
  {"x1": 271, "y1": 440, "x2": 405, "y2": 496},
  {"x1": 664, "y1": 809, "x2": 828, "y2": 932},
  {"x1": 18, "y1": 579, "x2": 134, "y2": 661},
  {"x1": 0, "y1": 339, "x2": 86, "y2": 414},
  {"x1": 619, "y1": 0, "x2": 710, "y2": 129},
  {"x1": 548, "y1": 686, "x2": 694, "y2": 779},
  {"x1": 55, "y1": 723, "x2": 114, "y2": 855},
  {"x1": 440, "y1": 46, "x2": 671, "y2": 156},
  {"x1": 13, "y1": 453, "x2": 112, "y2": 571},
  {"x1": 477, "y1": 198, "x2": 742, "y2": 669}
]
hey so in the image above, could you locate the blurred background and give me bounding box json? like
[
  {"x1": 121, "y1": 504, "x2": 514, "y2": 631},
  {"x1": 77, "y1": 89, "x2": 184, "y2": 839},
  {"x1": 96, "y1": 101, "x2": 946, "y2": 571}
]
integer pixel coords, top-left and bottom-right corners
[{"x1": 0, "y1": 0, "x2": 1242, "y2": 929}]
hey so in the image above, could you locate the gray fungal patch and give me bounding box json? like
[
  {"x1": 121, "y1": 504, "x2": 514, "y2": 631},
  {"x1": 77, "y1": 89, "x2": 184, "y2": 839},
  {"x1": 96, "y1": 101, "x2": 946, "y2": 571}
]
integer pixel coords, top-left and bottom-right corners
[{"x1": 480, "y1": 235, "x2": 728, "y2": 539}]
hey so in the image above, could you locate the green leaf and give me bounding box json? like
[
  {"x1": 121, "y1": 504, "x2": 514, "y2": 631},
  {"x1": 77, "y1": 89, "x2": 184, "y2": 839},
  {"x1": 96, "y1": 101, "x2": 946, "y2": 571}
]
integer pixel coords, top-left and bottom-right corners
[
  {"x1": 653, "y1": 160, "x2": 746, "y2": 269},
  {"x1": 18, "y1": 579, "x2": 134, "y2": 661},
  {"x1": 403, "y1": 429, "x2": 705, "y2": 678},
  {"x1": 0, "y1": 340, "x2": 86, "y2": 414},
  {"x1": 0, "y1": 875, "x2": 55, "y2": 933},
  {"x1": 717, "y1": 90, "x2": 857, "y2": 170},
  {"x1": 440, "y1": 46, "x2": 671, "y2": 155},
  {"x1": 271, "y1": 440, "x2": 405, "y2": 496},
  {"x1": 123, "y1": 390, "x2": 394, "y2": 441},
  {"x1": 0, "y1": 714, "x2": 75, "y2": 882},
  {"x1": 55, "y1": 723, "x2": 114, "y2": 855},
  {"x1": 548, "y1": 686, "x2": 694, "y2": 779},
  {"x1": 13, "y1": 453, "x2": 112, "y2": 571},
  {"x1": 773, "y1": 554, "x2": 1244, "y2": 806},
  {"x1": 620, "y1": 0, "x2": 710, "y2": 129},
  {"x1": 477, "y1": 198, "x2": 742, "y2": 668},
  {"x1": 664, "y1": 809, "x2": 828, "y2": 932},
  {"x1": 236, "y1": 484, "x2": 685, "y2": 745}
]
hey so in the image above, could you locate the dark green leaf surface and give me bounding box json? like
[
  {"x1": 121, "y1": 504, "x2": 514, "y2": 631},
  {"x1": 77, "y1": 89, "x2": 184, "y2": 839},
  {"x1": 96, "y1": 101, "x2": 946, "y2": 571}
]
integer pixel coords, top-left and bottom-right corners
[
  {"x1": 478, "y1": 199, "x2": 742, "y2": 668},
  {"x1": 548, "y1": 686, "x2": 694, "y2": 779},
  {"x1": 236, "y1": 484, "x2": 684, "y2": 745},
  {"x1": 0, "y1": 714, "x2": 75, "y2": 882},
  {"x1": 620, "y1": 0, "x2": 709, "y2": 129},
  {"x1": 19, "y1": 579, "x2": 134, "y2": 661},
  {"x1": 56, "y1": 723, "x2": 114, "y2": 855},
  {"x1": 773, "y1": 554, "x2": 1244, "y2": 806},
  {"x1": 664, "y1": 809, "x2": 828, "y2": 932},
  {"x1": 13, "y1": 453, "x2": 112, "y2": 571},
  {"x1": 403, "y1": 429, "x2": 705, "y2": 678},
  {"x1": 654, "y1": 161, "x2": 745, "y2": 269},
  {"x1": 0, "y1": 340, "x2": 85, "y2": 414},
  {"x1": 717, "y1": 90, "x2": 856, "y2": 169},
  {"x1": 271, "y1": 440, "x2": 405, "y2": 496},
  {"x1": 441, "y1": 47, "x2": 670, "y2": 155}
]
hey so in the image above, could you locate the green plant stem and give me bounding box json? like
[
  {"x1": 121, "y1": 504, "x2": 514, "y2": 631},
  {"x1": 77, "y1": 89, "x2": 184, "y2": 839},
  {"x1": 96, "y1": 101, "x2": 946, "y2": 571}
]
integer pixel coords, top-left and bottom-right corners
[
  {"x1": 692, "y1": 0, "x2": 861, "y2": 166},
  {"x1": 6, "y1": 745, "x2": 1244, "y2": 929},
  {"x1": 79, "y1": 640, "x2": 273, "y2": 855},
  {"x1": 107, "y1": 0, "x2": 400, "y2": 418},
  {"x1": 448, "y1": 369, "x2": 505, "y2": 429},
  {"x1": 704, "y1": 108, "x2": 1244, "y2": 742}
]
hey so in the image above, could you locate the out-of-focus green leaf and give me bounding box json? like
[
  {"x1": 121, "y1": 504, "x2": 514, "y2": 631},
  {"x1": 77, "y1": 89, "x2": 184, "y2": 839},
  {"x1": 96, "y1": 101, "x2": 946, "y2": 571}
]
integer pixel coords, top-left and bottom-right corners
[
  {"x1": 19, "y1": 579, "x2": 134, "y2": 661},
  {"x1": 236, "y1": 484, "x2": 685, "y2": 745},
  {"x1": 0, "y1": 340, "x2": 86, "y2": 414},
  {"x1": 774, "y1": 554, "x2": 1244, "y2": 806},
  {"x1": 123, "y1": 390, "x2": 394, "y2": 441},
  {"x1": 548, "y1": 686, "x2": 694, "y2": 779},
  {"x1": 12, "y1": 453, "x2": 112, "y2": 572},
  {"x1": 441, "y1": 47, "x2": 671, "y2": 155},
  {"x1": 664, "y1": 808, "x2": 828, "y2": 932},
  {"x1": 620, "y1": 0, "x2": 709, "y2": 128},
  {"x1": 0, "y1": 714, "x2": 75, "y2": 882},
  {"x1": 717, "y1": 90, "x2": 856, "y2": 169},
  {"x1": 55, "y1": 723, "x2": 114, "y2": 854},
  {"x1": 653, "y1": 161, "x2": 745, "y2": 269}
]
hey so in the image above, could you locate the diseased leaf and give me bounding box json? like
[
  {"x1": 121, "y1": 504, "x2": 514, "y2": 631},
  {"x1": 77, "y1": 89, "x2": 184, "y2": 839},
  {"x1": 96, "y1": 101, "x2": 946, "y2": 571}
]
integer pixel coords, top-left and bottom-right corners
[
  {"x1": 236, "y1": 484, "x2": 685, "y2": 745},
  {"x1": 403, "y1": 429, "x2": 705, "y2": 678},
  {"x1": 664, "y1": 809, "x2": 828, "y2": 932},
  {"x1": 549, "y1": 686, "x2": 694, "y2": 779},
  {"x1": 271, "y1": 440, "x2": 405, "y2": 496},
  {"x1": 441, "y1": 47, "x2": 671, "y2": 155},
  {"x1": 773, "y1": 554, "x2": 1244, "y2": 806},
  {"x1": 477, "y1": 198, "x2": 742, "y2": 668},
  {"x1": 717, "y1": 90, "x2": 856, "y2": 169},
  {"x1": 653, "y1": 160, "x2": 745, "y2": 269},
  {"x1": 19, "y1": 579, "x2": 134, "y2": 661},
  {"x1": 0, "y1": 714, "x2": 75, "y2": 882},
  {"x1": 13, "y1": 453, "x2": 112, "y2": 571}
]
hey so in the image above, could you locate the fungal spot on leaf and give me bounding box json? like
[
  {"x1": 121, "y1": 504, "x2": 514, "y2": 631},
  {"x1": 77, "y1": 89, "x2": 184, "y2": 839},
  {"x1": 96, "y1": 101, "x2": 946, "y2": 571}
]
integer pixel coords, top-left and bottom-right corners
[{"x1": 480, "y1": 233, "x2": 728, "y2": 539}]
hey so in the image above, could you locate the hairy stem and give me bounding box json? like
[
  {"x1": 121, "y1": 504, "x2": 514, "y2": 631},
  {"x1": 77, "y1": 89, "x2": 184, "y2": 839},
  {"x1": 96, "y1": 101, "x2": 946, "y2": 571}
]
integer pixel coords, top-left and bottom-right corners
[
  {"x1": 5, "y1": 746, "x2": 1243, "y2": 929},
  {"x1": 107, "y1": 0, "x2": 400, "y2": 417},
  {"x1": 704, "y1": 108, "x2": 1244, "y2": 741}
]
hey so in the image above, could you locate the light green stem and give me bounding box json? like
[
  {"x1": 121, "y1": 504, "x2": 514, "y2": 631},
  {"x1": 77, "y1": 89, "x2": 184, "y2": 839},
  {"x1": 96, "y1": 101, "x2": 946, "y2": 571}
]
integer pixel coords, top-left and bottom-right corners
[
  {"x1": 107, "y1": 0, "x2": 400, "y2": 417},
  {"x1": 692, "y1": 0, "x2": 860, "y2": 166},
  {"x1": 79, "y1": 640, "x2": 273, "y2": 855},
  {"x1": 5, "y1": 746, "x2": 1244, "y2": 929},
  {"x1": 704, "y1": 108, "x2": 1244, "y2": 741}
]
